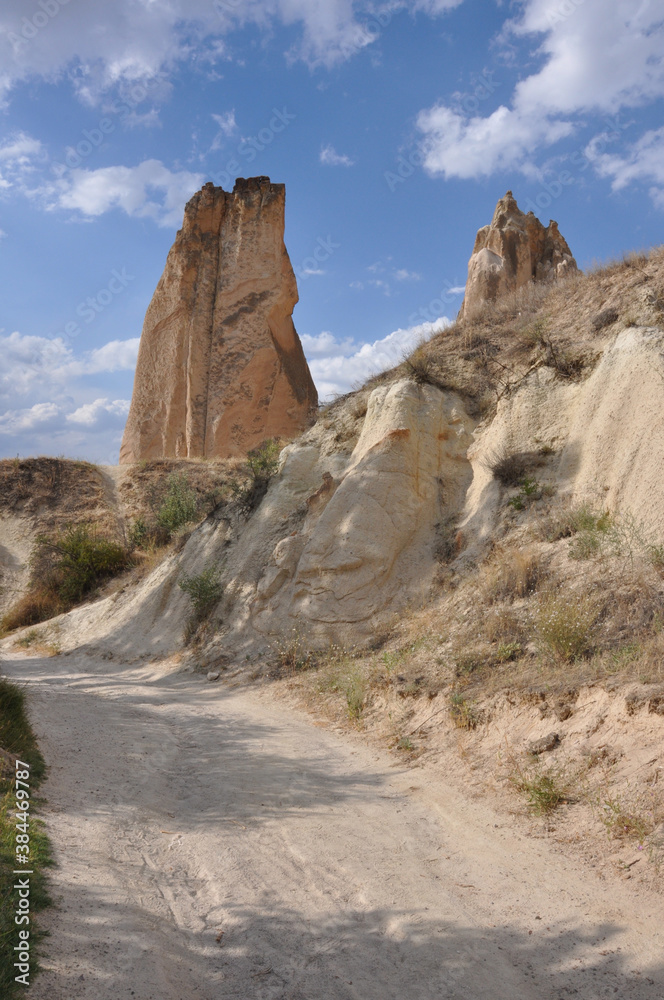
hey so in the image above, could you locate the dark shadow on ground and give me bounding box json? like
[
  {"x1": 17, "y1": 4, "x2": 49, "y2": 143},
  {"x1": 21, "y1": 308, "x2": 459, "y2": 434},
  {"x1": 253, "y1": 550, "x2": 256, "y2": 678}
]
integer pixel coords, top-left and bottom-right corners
[{"x1": 28, "y1": 888, "x2": 664, "y2": 1000}]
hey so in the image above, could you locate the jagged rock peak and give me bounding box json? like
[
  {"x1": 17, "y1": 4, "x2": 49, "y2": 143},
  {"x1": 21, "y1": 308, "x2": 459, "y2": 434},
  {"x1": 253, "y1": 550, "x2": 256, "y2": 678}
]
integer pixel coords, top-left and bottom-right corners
[
  {"x1": 120, "y1": 177, "x2": 318, "y2": 463},
  {"x1": 460, "y1": 190, "x2": 579, "y2": 320}
]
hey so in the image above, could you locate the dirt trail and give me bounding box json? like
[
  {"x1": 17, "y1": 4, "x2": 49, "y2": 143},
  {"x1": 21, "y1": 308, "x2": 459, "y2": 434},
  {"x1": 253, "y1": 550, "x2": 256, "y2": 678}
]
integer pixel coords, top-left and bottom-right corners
[{"x1": 2, "y1": 651, "x2": 663, "y2": 1000}]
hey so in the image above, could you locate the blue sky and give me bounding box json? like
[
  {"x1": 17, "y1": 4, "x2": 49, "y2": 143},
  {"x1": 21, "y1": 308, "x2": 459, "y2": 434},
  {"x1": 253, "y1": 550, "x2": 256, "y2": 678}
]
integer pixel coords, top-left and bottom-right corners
[{"x1": 1, "y1": 0, "x2": 663, "y2": 463}]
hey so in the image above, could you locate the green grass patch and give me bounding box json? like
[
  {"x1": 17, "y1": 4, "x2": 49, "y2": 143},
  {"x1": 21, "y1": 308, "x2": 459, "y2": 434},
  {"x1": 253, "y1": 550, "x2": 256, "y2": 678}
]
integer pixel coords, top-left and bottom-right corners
[
  {"x1": 2, "y1": 524, "x2": 132, "y2": 632},
  {"x1": 510, "y1": 761, "x2": 571, "y2": 816},
  {"x1": 0, "y1": 677, "x2": 53, "y2": 998},
  {"x1": 178, "y1": 566, "x2": 223, "y2": 642}
]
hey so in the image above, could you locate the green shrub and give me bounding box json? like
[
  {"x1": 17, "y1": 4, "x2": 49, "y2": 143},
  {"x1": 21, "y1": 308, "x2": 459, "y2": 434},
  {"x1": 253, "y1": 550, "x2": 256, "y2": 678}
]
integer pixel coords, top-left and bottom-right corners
[
  {"x1": 449, "y1": 691, "x2": 480, "y2": 729},
  {"x1": 233, "y1": 439, "x2": 282, "y2": 513},
  {"x1": 156, "y1": 473, "x2": 199, "y2": 535},
  {"x1": 2, "y1": 526, "x2": 131, "y2": 632},
  {"x1": 510, "y1": 764, "x2": 570, "y2": 815},
  {"x1": 14, "y1": 630, "x2": 40, "y2": 649},
  {"x1": 568, "y1": 507, "x2": 614, "y2": 559},
  {"x1": 127, "y1": 516, "x2": 170, "y2": 551},
  {"x1": 128, "y1": 516, "x2": 149, "y2": 549},
  {"x1": 49, "y1": 526, "x2": 129, "y2": 605},
  {"x1": 496, "y1": 641, "x2": 522, "y2": 662},
  {"x1": 0, "y1": 679, "x2": 46, "y2": 781},
  {"x1": 178, "y1": 566, "x2": 223, "y2": 640},
  {"x1": 247, "y1": 439, "x2": 281, "y2": 483},
  {"x1": 37, "y1": 526, "x2": 130, "y2": 607},
  {"x1": 508, "y1": 475, "x2": 541, "y2": 510},
  {"x1": 649, "y1": 543, "x2": 664, "y2": 576},
  {"x1": 344, "y1": 667, "x2": 366, "y2": 720}
]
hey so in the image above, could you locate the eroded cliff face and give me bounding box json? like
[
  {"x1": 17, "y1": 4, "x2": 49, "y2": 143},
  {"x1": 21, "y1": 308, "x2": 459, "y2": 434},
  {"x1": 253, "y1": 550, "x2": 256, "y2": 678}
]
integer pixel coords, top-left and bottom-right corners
[
  {"x1": 44, "y1": 322, "x2": 664, "y2": 663},
  {"x1": 119, "y1": 177, "x2": 318, "y2": 463},
  {"x1": 252, "y1": 380, "x2": 476, "y2": 638},
  {"x1": 460, "y1": 191, "x2": 578, "y2": 319}
]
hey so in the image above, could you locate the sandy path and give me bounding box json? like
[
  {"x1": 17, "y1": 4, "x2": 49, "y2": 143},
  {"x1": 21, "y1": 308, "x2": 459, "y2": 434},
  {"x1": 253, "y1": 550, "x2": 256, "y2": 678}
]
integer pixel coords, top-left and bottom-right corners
[{"x1": 2, "y1": 651, "x2": 663, "y2": 1000}]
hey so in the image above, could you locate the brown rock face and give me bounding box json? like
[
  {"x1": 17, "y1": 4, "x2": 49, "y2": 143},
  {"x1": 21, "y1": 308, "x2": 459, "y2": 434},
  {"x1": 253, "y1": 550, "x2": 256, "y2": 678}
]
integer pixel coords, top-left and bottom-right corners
[
  {"x1": 119, "y1": 177, "x2": 318, "y2": 463},
  {"x1": 459, "y1": 190, "x2": 579, "y2": 320}
]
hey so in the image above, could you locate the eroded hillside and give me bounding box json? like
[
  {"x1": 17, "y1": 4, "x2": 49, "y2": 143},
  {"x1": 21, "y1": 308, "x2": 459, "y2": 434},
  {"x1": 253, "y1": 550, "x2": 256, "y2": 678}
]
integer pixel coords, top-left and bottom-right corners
[{"x1": 2, "y1": 247, "x2": 664, "y2": 881}]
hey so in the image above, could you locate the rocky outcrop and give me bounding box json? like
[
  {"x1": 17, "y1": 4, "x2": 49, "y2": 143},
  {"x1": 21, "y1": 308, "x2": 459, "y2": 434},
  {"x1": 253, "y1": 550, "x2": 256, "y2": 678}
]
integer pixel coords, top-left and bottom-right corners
[
  {"x1": 458, "y1": 325, "x2": 664, "y2": 559},
  {"x1": 252, "y1": 380, "x2": 476, "y2": 637},
  {"x1": 460, "y1": 191, "x2": 578, "y2": 320},
  {"x1": 119, "y1": 177, "x2": 318, "y2": 463}
]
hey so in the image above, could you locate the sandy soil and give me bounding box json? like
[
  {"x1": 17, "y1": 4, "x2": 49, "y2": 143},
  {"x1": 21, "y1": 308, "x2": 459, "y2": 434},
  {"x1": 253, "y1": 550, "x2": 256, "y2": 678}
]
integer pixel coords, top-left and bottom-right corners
[{"x1": 2, "y1": 650, "x2": 663, "y2": 1000}]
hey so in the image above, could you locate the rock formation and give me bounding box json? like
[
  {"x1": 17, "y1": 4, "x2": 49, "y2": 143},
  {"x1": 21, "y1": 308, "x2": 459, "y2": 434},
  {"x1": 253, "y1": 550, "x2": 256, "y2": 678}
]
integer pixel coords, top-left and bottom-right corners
[
  {"x1": 119, "y1": 177, "x2": 318, "y2": 463},
  {"x1": 459, "y1": 190, "x2": 579, "y2": 320}
]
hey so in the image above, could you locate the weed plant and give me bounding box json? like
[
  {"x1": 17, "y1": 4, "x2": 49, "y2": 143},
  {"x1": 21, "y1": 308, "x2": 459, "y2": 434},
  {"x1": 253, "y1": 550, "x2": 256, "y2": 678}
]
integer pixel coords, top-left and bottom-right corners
[
  {"x1": 178, "y1": 566, "x2": 223, "y2": 642},
  {"x1": 0, "y1": 678, "x2": 52, "y2": 998}
]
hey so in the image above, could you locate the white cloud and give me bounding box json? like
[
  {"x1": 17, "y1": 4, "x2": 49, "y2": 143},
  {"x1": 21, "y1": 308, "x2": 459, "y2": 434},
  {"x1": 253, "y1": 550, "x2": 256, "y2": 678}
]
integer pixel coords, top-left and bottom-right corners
[
  {"x1": 511, "y1": 0, "x2": 664, "y2": 116},
  {"x1": 300, "y1": 330, "x2": 357, "y2": 357},
  {"x1": 42, "y1": 159, "x2": 204, "y2": 227},
  {"x1": 320, "y1": 144, "x2": 355, "y2": 167},
  {"x1": 211, "y1": 109, "x2": 238, "y2": 149},
  {"x1": 0, "y1": 331, "x2": 139, "y2": 398},
  {"x1": 587, "y1": 126, "x2": 664, "y2": 206},
  {"x1": 0, "y1": 131, "x2": 43, "y2": 163},
  {"x1": 65, "y1": 339, "x2": 140, "y2": 376},
  {"x1": 66, "y1": 398, "x2": 129, "y2": 427},
  {"x1": 412, "y1": 0, "x2": 464, "y2": 11},
  {"x1": 0, "y1": 401, "x2": 60, "y2": 434},
  {"x1": 0, "y1": 331, "x2": 138, "y2": 461},
  {"x1": 0, "y1": 0, "x2": 466, "y2": 103},
  {"x1": 85, "y1": 338, "x2": 140, "y2": 374},
  {"x1": 394, "y1": 268, "x2": 422, "y2": 282},
  {"x1": 0, "y1": 331, "x2": 71, "y2": 396},
  {"x1": 303, "y1": 318, "x2": 450, "y2": 398},
  {"x1": 416, "y1": 0, "x2": 664, "y2": 195},
  {"x1": 417, "y1": 103, "x2": 574, "y2": 180},
  {"x1": 298, "y1": 266, "x2": 326, "y2": 277},
  {"x1": 0, "y1": 130, "x2": 45, "y2": 189}
]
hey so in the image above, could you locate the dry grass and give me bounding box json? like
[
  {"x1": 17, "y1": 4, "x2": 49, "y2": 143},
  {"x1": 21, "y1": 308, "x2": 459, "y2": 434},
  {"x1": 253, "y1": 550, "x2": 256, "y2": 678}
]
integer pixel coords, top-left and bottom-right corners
[
  {"x1": 2, "y1": 590, "x2": 62, "y2": 633},
  {"x1": 118, "y1": 457, "x2": 245, "y2": 524},
  {"x1": 356, "y1": 245, "x2": 664, "y2": 420},
  {"x1": 487, "y1": 448, "x2": 547, "y2": 486},
  {"x1": 534, "y1": 591, "x2": 603, "y2": 662},
  {"x1": 480, "y1": 545, "x2": 546, "y2": 603},
  {"x1": 0, "y1": 457, "x2": 117, "y2": 538}
]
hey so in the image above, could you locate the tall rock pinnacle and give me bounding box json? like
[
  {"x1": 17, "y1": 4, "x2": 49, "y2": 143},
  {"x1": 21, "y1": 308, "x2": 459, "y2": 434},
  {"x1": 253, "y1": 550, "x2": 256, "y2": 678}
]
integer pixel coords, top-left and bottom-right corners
[
  {"x1": 119, "y1": 177, "x2": 318, "y2": 463},
  {"x1": 459, "y1": 190, "x2": 579, "y2": 320}
]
